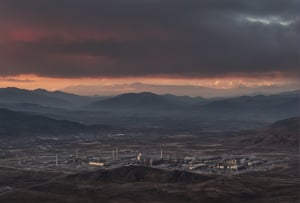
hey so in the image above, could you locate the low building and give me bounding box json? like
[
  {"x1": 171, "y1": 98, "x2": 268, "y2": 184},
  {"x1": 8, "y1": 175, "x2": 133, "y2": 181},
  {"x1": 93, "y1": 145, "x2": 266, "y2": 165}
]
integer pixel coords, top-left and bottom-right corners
[{"x1": 88, "y1": 162, "x2": 105, "y2": 167}]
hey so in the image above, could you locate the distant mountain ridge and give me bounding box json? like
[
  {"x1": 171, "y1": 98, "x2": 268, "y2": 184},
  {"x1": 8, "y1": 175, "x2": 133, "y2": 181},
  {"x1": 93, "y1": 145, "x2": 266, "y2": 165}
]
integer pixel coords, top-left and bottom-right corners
[
  {"x1": 0, "y1": 108, "x2": 105, "y2": 136},
  {"x1": 197, "y1": 94, "x2": 299, "y2": 118},
  {"x1": 88, "y1": 92, "x2": 189, "y2": 110},
  {"x1": 0, "y1": 87, "x2": 100, "y2": 108},
  {"x1": 0, "y1": 87, "x2": 68, "y2": 107},
  {"x1": 88, "y1": 91, "x2": 299, "y2": 121},
  {"x1": 0, "y1": 87, "x2": 299, "y2": 130}
]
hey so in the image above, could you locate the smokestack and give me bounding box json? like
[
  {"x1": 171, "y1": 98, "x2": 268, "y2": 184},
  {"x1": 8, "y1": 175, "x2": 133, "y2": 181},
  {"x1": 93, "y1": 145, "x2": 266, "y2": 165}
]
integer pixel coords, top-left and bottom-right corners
[{"x1": 55, "y1": 154, "x2": 58, "y2": 167}]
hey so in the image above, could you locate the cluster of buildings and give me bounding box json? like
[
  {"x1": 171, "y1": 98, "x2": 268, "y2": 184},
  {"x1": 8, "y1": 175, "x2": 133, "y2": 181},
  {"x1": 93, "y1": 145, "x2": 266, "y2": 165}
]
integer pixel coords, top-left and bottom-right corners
[
  {"x1": 134, "y1": 153, "x2": 265, "y2": 172},
  {"x1": 82, "y1": 149, "x2": 266, "y2": 173},
  {"x1": 191, "y1": 157, "x2": 264, "y2": 171},
  {"x1": 11, "y1": 147, "x2": 266, "y2": 173}
]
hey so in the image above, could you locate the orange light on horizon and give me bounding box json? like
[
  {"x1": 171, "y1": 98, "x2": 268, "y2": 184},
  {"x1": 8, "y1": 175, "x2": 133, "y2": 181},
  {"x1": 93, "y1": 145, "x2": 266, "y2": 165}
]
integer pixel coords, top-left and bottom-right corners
[{"x1": 0, "y1": 74, "x2": 298, "y2": 96}]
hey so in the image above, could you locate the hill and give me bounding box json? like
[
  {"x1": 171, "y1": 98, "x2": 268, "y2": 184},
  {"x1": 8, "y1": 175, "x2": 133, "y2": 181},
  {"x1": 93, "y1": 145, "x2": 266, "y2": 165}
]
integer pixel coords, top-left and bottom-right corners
[
  {"x1": 197, "y1": 94, "x2": 299, "y2": 120},
  {"x1": 68, "y1": 165, "x2": 213, "y2": 183},
  {"x1": 261, "y1": 117, "x2": 299, "y2": 147},
  {"x1": 88, "y1": 92, "x2": 186, "y2": 110},
  {"x1": 0, "y1": 88, "x2": 298, "y2": 131},
  {"x1": 33, "y1": 88, "x2": 96, "y2": 106},
  {"x1": 0, "y1": 108, "x2": 100, "y2": 136},
  {"x1": 0, "y1": 87, "x2": 97, "y2": 108},
  {"x1": 2, "y1": 165, "x2": 298, "y2": 203},
  {"x1": 241, "y1": 117, "x2": 300, "y2": 149}
]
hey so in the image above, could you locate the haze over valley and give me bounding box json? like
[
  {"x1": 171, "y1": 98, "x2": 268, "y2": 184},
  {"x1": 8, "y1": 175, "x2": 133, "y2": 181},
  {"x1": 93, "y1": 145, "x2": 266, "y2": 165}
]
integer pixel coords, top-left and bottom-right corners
[
  {"x1": 0, "y1": 87, "x2": 299, "y2": 202},
  {"x1": 0, "y1": 0, "x2": 299, "y2": 202}
]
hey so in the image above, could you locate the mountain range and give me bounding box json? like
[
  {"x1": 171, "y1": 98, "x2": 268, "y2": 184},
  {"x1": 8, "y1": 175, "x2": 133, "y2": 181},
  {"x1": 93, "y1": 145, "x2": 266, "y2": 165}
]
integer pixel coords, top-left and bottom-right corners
[
  {"x1": 0, "y1": 87, "x2": 299, "y2": 130},
  {"x1": 0, "y1": 87, "x2": 101, "y2": 108},
  {"x1": 0, "y1": 108, "x2": 107, "y2": 137}
]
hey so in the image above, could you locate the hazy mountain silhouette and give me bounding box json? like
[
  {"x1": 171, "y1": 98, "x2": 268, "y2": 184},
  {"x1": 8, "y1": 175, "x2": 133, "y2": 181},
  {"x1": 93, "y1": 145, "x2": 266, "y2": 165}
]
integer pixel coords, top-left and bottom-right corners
[
  {"x1": 162, "y1": 94, "x2": 208, "y2": 104},
  {"x1": 0, "y1": 87, "x2": 99, "y2": 108},
  {"x1": 0, "y1": 102, "x2": 67, "y2": 115},
  {"x1": 33, "y1": 88, "x2": 97, "y2": 106},
  {"x1": 0, "y1": 108, "x2": 103, "y2": 136},
  {"x1": 196, "y1": 94, "x2": 299, "y2": 120},
  {"x1": 88, "y1": 92, "x2": 186, "y2": 110},
  {"x1": 0, "y1": 88, "x2": 298, "y2": 130},
  {"x1": 88, "y1": 91, "x2": 299, "y2": 121}
]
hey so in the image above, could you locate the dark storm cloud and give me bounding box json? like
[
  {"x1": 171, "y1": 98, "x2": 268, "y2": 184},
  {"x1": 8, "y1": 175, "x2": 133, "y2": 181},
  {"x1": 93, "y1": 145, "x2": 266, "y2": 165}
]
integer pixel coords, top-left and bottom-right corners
[{"x1": 0, "y1": 0, "x2": 299, "y2": 78}]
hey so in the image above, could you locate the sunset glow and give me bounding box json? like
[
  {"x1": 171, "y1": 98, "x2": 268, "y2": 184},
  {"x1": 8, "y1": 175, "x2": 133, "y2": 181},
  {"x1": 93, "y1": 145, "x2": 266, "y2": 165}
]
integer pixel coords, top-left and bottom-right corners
[
  {"x1": 0, "y1": 74, "x2": 298, "y2": 97},
  {"x1": 0, "y1": 0, "x2": 299, "y2": 96}
]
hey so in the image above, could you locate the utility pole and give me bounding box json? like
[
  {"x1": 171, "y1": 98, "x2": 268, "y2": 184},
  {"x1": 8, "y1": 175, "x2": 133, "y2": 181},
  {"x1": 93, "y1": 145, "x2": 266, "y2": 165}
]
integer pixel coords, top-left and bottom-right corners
[
  {"x1": 55, "y1": 154, "x2": 58, "y2": 167},
  {"x1": 116, "y1": 147, "x2": 119, "y2": 160},
  {"x1": 112, "y1": 150, "x2": 115, "y2": 161},
  {"x1": 76, "y1": 148, "x2": 79, "y2": 159}
]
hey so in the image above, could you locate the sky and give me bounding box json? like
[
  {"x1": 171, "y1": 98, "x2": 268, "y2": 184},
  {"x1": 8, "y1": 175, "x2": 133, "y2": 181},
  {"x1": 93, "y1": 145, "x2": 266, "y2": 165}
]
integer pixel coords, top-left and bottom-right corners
[{"x1": 0, "y1": 0, "x2": 299, "y2": 96}]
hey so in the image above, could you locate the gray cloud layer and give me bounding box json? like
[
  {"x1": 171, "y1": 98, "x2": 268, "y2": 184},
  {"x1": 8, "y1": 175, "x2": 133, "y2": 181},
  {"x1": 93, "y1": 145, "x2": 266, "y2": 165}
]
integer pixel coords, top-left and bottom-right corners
[{"x1": 0, "y1": 0, "x2": 299, "y2": 78}]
